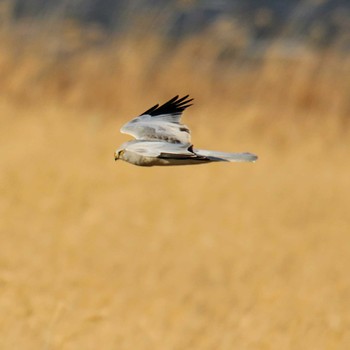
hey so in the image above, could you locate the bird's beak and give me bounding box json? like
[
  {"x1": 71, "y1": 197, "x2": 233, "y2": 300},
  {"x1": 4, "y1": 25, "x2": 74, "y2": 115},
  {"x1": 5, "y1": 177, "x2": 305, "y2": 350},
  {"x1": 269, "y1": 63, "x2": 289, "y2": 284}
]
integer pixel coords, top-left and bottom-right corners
[{"x1": 114, "y1": 153, "x2": 118, "y2": 161}]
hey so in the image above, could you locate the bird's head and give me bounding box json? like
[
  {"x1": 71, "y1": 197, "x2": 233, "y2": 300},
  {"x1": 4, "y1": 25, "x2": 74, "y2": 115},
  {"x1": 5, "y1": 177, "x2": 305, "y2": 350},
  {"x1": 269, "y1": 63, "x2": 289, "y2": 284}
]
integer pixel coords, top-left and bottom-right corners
[{"x1": 114, "y1": 149, "x2": 124, "y2": 161}]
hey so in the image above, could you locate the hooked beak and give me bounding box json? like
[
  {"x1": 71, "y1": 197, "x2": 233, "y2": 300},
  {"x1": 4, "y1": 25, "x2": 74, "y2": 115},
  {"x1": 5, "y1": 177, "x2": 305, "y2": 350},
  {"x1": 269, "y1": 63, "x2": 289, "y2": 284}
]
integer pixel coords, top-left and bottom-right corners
[{"x1": 114, "y1": 152, "x2": 118, "y2": 161}]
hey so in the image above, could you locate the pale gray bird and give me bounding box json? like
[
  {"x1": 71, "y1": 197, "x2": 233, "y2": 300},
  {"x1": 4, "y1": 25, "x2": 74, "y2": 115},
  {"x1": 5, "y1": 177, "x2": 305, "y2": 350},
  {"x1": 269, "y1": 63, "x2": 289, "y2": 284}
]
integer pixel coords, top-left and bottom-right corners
[{"x1": 114, "y1": 95, "x2": 258, "y2": 166}]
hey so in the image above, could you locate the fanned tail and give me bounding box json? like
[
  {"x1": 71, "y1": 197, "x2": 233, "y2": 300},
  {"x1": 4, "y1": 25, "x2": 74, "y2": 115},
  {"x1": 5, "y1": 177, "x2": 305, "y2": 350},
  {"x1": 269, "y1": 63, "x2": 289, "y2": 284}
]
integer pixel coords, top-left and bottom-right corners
[{"x1": 195, "y1": 149, "x2": 258, "y2": 163}]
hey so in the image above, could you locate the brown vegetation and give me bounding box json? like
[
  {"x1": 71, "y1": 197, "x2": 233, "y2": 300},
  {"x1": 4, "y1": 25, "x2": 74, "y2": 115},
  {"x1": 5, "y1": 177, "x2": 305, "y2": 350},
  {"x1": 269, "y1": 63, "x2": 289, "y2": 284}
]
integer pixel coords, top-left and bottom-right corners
[{"x1": 0, "y1": 24, "x2": 350, "y2": 349}]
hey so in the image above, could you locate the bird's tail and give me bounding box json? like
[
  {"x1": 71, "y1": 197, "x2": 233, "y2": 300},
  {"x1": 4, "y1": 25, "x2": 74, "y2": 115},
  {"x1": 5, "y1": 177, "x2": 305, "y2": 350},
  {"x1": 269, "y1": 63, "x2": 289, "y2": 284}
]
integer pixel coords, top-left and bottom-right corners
[{"x1": 195, "y1": 149, "x2": 258, "y2": 163}]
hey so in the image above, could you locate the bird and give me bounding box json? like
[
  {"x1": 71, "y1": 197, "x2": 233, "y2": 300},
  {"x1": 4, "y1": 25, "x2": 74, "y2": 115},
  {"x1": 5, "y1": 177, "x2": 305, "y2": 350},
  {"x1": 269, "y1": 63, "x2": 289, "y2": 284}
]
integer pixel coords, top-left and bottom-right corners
[{"x1": 114, "y1": 95, "x2": 258, "y2": 167}]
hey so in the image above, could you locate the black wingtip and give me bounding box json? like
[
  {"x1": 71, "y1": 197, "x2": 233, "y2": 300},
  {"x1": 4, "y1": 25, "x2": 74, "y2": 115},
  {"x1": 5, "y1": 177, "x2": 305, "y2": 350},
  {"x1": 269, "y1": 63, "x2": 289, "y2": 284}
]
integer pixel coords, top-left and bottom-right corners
[{"x1": 140, "y1": 95, "x2": 194, "y2": 116}]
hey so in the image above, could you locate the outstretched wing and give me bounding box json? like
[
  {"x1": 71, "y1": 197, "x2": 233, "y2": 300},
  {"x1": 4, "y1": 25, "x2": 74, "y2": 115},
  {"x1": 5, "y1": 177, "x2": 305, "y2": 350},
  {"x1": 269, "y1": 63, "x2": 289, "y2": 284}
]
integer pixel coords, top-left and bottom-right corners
[
  {"x1": 120, "y1": 95, "x2": 193, "y2": 144},
  {"x1": 124, "y1": 141, "x2": 193, "y2": 157},
  {"x1": 124, "y1": 141, "x2": 210, "y2": 163}
]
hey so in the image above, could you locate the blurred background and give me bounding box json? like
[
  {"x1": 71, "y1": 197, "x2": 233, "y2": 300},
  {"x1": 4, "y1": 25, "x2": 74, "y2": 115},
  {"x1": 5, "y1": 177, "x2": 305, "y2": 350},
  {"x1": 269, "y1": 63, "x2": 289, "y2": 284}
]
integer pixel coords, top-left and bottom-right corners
[{"x1": 1, "y1": 1, "x2": 350, "y2": 349}]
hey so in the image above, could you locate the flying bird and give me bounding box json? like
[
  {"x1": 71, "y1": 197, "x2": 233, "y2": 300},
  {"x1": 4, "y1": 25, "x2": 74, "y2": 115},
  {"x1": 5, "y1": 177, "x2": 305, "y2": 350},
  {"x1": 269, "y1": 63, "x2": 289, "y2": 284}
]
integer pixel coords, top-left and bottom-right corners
[{"x1": 114, "y1": 95, "x2": 258, "y2": 166}]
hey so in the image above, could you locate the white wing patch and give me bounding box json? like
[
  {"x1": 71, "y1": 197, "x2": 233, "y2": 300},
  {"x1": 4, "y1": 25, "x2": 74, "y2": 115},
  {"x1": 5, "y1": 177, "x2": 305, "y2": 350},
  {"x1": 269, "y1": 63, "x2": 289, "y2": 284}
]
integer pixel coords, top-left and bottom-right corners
[
  {"x1": 121, "y1": 118, "x2": 191, "y2": 144},
  {"x1": 120, "y1": 95, "x2": 193, "y2": 144}
]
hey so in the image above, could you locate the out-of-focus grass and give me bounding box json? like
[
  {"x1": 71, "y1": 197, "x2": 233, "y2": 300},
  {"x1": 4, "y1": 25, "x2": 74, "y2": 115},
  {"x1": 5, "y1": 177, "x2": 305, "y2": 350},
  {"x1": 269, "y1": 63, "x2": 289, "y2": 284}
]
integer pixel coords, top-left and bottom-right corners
[
  {"x1": 0, "y1": 26, "x2": 349, "y2": 120},
  {"x1": 0, "y1": 26, "x2": 350, "y2": 349}
]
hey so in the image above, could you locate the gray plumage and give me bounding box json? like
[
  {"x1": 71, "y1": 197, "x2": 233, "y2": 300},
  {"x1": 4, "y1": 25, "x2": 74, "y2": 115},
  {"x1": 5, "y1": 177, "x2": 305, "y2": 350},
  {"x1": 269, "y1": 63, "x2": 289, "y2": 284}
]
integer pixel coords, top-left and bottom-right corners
[{"x1": 115, "y1": 95, "x2": 258, "y2": 167}]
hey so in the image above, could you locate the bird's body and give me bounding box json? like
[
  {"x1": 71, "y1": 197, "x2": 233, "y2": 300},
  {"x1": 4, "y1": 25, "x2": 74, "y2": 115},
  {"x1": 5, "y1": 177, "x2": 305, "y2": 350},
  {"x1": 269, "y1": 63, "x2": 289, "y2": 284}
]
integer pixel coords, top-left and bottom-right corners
[{"x1": 114, "y1": 95, "x2": 258, "y2": 167}]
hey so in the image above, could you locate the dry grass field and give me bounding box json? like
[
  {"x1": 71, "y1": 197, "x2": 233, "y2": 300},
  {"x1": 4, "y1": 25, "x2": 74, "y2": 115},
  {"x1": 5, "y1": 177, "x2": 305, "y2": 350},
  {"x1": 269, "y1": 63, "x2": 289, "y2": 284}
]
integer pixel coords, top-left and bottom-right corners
[{"x1": 1, "y1": 27, "x2": 350, "y2": 349}]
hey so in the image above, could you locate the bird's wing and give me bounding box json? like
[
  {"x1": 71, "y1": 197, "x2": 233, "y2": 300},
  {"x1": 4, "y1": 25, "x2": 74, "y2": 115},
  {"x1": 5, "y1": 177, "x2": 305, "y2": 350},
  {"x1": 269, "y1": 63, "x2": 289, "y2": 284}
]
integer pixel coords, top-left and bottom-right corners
[
  {"x1": 120, "y1": 95, "x2": 193, "y2": 144},
  {"x1": 125, "y1": 141, "x2": 201, "y2": 159}
]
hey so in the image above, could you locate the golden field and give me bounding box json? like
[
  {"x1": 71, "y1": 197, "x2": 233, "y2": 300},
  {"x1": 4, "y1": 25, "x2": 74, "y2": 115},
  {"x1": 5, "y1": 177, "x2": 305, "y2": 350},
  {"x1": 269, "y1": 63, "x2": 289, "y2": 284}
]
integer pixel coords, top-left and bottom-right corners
[{"x1": 1, "y1": 27, "x2": 350, "y2": 349}]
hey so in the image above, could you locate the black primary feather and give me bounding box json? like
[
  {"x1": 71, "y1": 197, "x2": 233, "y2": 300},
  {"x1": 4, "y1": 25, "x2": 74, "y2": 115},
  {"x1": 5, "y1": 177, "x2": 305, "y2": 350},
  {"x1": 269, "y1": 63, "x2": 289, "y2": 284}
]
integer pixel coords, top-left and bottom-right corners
[{"x1": 140, "y1": 95, "x2": 194, "y2": 116}]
